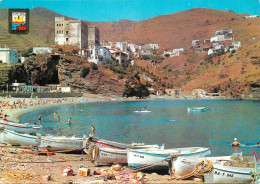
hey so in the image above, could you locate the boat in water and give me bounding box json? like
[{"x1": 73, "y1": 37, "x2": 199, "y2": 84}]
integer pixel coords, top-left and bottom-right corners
[
  {"x1": 127, "y1": 147, "x2": 211, "y2": 171},
  {"x1": 134, "y1": 110, "x2": 151, "y2": 113},
  {"x1": 187, "y1": 107, "x2": 206, "y2": 112},
  {"x1": 0, "y1": 119, "x2": 41, "y2": 133}
]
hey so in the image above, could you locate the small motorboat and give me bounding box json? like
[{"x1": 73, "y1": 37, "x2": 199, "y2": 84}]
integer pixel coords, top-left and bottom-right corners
[
  {"x1": 134, "y1": 110, "x2": 151, "y2": 113},
  {"x1": 187, "y1": 107, "x2": 206, "y2": 112}
]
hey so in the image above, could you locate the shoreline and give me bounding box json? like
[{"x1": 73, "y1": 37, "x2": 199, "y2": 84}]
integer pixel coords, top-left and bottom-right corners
[{"x1": 1, "y1": 94, "x2": 255, "y2": 123}]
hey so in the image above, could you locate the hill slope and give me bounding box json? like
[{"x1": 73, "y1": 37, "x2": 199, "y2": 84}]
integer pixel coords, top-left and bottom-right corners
[{"x1": 0, "y1": 7, "x2": 259, "y2": 98}]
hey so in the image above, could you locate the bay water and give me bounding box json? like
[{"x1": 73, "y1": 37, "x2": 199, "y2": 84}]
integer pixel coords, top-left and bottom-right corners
[{"x1": 21, "y1": 100, "x2": 260, "y2": 156}]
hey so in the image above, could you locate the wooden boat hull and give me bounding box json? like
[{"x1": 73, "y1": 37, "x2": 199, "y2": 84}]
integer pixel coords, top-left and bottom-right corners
[
  {"x1": 88, "y1": 137, "x2": 161, "y2": 150},
  {"x1": 94, "y1": 147, "x2": 127, "y2": 165},
  {"x1": 0, "y1": 120, "x2": 41, "y2": 133},
  {"x1": 127, "y1": 147, "x2": 211, "y2": 171},
  {"x1": 204, "y1": 163, "x2": 255, "y2": 183},
  {"x1": 40, "y1": 136, "x2": 84, "y2": 151},
  {"x1": 0, "y1": 129, "x2": 38, "y2": 146},
  {"x1": 0, "y1": 129, "x2": 84, "y2": 151},
  {"x1": 173, "y1": 156, "x2": 232, "y2": 178}
]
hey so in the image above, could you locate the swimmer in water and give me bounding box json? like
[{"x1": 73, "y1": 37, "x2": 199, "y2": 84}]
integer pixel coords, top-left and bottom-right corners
[{"x1": 231, "y1": 138, "x2": 241, "y2": 147}]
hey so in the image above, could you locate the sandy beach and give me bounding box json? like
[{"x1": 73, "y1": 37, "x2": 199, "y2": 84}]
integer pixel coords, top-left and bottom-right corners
[{"x1": 0, "y1": 94, "x2": 200, "y2": 183}]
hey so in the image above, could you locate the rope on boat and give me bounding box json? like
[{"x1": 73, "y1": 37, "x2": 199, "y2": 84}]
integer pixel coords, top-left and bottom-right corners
[
  {"x1": 88, "y1": 144, "x2": 99, "y2": 163},
  {"x1": 251, "y1": 170, "x2": 260, "y2": 183},
  {"x1": 175, "y1": 160, "x2": 213, "y2": 180}
]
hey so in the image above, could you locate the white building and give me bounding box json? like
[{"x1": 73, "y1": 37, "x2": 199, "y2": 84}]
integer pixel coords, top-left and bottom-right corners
[
  {"x1": 210, "y1": 29, "x2": 233, "y2": 42},
  {"x1": 88, "y1": 45, "x2": 111, "y2": 65},
  {"x1": 229, "y1": 41, "x2": 241, "y2": 52},
  {"x1": 172, "y1": 48, "x2": 184, "y2": 56},
  {"x1": 144, "y1": 43, "x2": 159, "y2": 50},
  {"x1": 20, "y1": 57, "x2": 29, "y2": 63},
  {"x1": 33, "y1": 47, "x2": 53, "y2": 54},
  {"x1": 114, "y1": 42, "x2": 128, "y2": 52},
  {"x1": 55, "y1": 17, "x2": 88, "y2": 49},
  {"x1": 244, "y1": 15, "x2": 259, "y2": 19},
  {"x1": 99, "y1": 47, "x2": 111, "y2": 61},
  {"x1": 142, "y1": 49, "x2": 153, "y2": 55},
  {"x1": 0, "y1": 47, "x2": 18, "y2": 64},
  {"x1": 128, "y1": 43, "x2": 139, "y2": 53}
]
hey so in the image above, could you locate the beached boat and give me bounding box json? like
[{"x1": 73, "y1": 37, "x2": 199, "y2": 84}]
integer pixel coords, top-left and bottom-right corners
[
  {"x1": 40, "y1": 136, "x2": 85, "y2": 151},
  {"x1": 0, "y1": 128, "x2": 85, "y2": 151},
  {"x1": 204, "y1": 162, "x2": 259, "y2": 183},
  {"x1": 0, "y1": 128, "x2": 39, "y2": 146},
  {"x1": 187, "y1": 107, "x2": 206, "y2": 112},
  {"x1": 173, "y1": 155, "x2": 232, "y2": 178},
  {"x1": 127, "y1": 147, "x2": 211, "y2": 170},
  {"x1": 86, "y1": 136, "x2": 161, "y2": 150},
  {"x1": 0, "y1": 119, "x2": 41, "y2": 133},
  {"x1": 89, "y1": 143, "x2": 164, "y2": 166}
]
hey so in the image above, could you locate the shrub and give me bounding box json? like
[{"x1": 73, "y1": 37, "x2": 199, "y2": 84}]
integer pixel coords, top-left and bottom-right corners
[
  {"x1": 164, "y1": 54, "x2": 170, "y2": 57},
  {"x1": 118, "y1": 74, "x2": 124, "y2": 79},
  {"x1": 81, "y1": 67, "x2": 90, "y2": 78},
  {"x1": 142, "y1": 55, "x2": 152, "y2": 60},
  {"x1": 90, "y1": 62, "x2": 98, "y2": 70},
  {"x1": 231, "y1": 18, "x2": 235, "y2": 21}
]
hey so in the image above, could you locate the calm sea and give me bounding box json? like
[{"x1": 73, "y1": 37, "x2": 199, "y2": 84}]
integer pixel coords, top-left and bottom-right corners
[{"x1": 21, "y1": 100, "x2": 260, "y2": 156}]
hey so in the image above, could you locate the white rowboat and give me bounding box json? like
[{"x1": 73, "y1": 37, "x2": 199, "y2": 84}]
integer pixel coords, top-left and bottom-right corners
[
  {"x1": 204, "y1": 162, "x2": 259, "y2": 183},
  {"x1": 127, "y1": 147, "x2": 211, "y2": 170},
  {"x1": 173, "y1": 155, "x2": 232, "y2": 178},
  {"x1": 0, "y1": 119, "x2": 41, "y2": 133}
]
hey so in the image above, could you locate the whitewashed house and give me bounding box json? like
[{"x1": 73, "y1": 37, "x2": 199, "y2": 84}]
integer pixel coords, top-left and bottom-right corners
[
  {"x1": 114, "y1": 42, "x2": 128, "y2": 52},
  {"x1": 142, "y1": 49, "x2": 153, "y2": 55},
  {"x1": 99, "y1": 47, "x2": 111, "y2": 61},
  {"x1": 192, "y1": 89, "x2": 207, "y2": 98},
  {"x1": 88, "y1": 45, "x2": 111, "y2": 65},
  {"x1": 210, "y1": 29, "x2": 233, "y2": 42},
  {"x1": 144, "y1": 43, "x2": 159, "y2": 50},
  {"x1": 244, "y1": 15, "x2": 259, "y2": 19},
  {"x1": 0, "y1": 47, "x2": 18, "y2": 64},
  {"x1": 172, "y1": 48, "x2": 184, "y2": 56},
  {"x1": 33, "y1": 47, "x2": 53, "y2": 54},
  {"x1": 229, "y1": 41, "x2": 241, "y2": 52}
]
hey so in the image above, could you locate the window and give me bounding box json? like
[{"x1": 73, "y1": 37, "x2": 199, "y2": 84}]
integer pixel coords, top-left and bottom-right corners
[
  {"x1": 66, "y1": 38, "x2": 69, "y2": 42},
  {"x1": 66, "y1": 31, "x2": 69, "y2": 35},
  {"x1": 57, "y1": 24, "x2": 58, "y2": 26}
]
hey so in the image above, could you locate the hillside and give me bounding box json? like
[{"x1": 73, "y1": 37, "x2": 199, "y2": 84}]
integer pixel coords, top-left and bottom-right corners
[{"x1": 0, "y1": 7, "x2": 259, "y2": 98}]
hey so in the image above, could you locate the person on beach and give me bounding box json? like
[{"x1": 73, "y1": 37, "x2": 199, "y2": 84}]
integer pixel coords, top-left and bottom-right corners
[
  {"x1": 39, "y1": 114, "x2": 42, "y2": 125},
  {"x1": 58, "y1": 116, "x2": 60, "y2": 122},
  {"x1": 2, "y1": 114, "x2": 7, "y2": 121},
  {"x1": 68, "y1": 118, "x2": 72, "y2": 125},
  {"x1": 231, "y1": 138, "x2": 241, "y2": 147},
  {"x1": 257, "y1": 142, "x2": 260, "y2": 146},
  {"x1": 54, "y1": 112, "x2": 56, "y2": 116}
]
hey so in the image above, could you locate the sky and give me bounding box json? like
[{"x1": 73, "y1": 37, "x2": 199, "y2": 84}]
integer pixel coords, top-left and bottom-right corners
[{"x1": 0, "y1": 0, "x2": 260, "y2": 21}]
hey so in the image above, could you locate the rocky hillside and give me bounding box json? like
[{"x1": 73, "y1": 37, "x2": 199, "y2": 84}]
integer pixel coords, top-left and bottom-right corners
[{"x1": 0, "y1": 7, "x2": 259, "y2": 98}]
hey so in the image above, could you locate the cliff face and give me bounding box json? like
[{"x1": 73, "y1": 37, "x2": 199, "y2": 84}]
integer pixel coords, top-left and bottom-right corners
[
  {"x1": 8, "y1": 55, "x2": 59, "y2": 85},
  {"x1": 57, "y1": 56, "x2": 125, "y2": 95}
]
